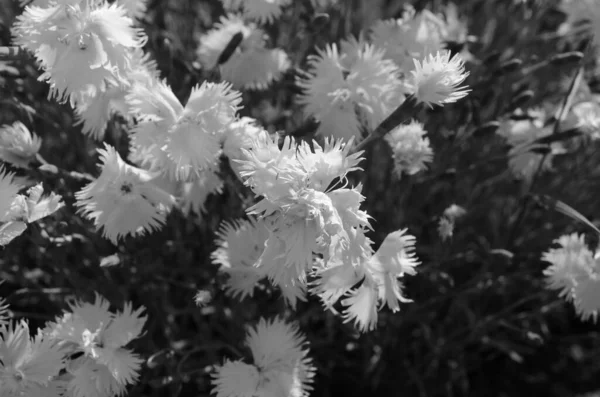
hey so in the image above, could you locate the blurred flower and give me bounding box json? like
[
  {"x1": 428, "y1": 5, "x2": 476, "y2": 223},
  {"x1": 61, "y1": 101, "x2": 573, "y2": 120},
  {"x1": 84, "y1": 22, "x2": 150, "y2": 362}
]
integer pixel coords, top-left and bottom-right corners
[
  {"x1": 543, "y1": 233, "x2": 600, "y2": 322},
  {"x1": 297, "y1": 40, "x2": 406, "y2": 141},
  {"x1": 443, "y1": 203, "x2": 467, "y2": 219},
  {"x1": 75, "y1": 144, "x2": 176, "y2": 243},
  {"x1": 212, "y1": 217, "x2": 269, "y2": 300},
  {"x1": 13, "y1": 2, "x2": 147, "y2": 104},
  {"x1": 47, "y1": 294, "x2": 146, "y2": 395},
  {"x1": 411, "y1": 50, "x2": 470, "y2": 107},
  {"x1": 0, "y1": 167, "x2": 20, "y2": 222},
  {"x1": 0, "y1": 122, "x2": 42, "y2": 168},
  {"x1": 198, "y1": 15, "x2": 290, "y2": 90},
  {"x1": 127, "y1": 79, "x2": 241, "y2": 180},
  {"x1": 438, "y1": 216, "x2": 454, "y2": 240},
  {"x1": 385, "y1": 120, "x2": 433, "y2": 178},
  {"x1": 0, "y1": 320, "x2": 65, "y2": 397},
  {"x1": 571, "y1": 101, "x2": 600, "y2": 140},
  {"x1": 220, "y1": 0, "x2": 292, "y2": 24},
  {"x1": 212, "y1": 317, "x2": 315, "y2": 397},
  {"x1": 370, "y1": 6, "x2": 448, "y2": 72}
]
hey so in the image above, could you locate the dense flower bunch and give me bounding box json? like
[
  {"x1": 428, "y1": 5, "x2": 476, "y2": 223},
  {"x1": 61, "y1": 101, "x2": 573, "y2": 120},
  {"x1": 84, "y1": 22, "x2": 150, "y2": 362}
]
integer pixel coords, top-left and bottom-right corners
[
  {"x1": 211, "y1": 317, "x2": 315, "y2": 397},
  {"x1": 542, "y1": 233, "x2": 600, "y2": 322},
  {"x1": 0, "y1": 294, "x2": 146, "y2": 397}
]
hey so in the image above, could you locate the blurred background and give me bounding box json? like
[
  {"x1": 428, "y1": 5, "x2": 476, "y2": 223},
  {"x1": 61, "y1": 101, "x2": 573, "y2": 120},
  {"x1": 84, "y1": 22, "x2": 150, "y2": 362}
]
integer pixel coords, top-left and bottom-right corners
[{"x1": 2, "y1": 0, "x2": 600, "y2": 396}]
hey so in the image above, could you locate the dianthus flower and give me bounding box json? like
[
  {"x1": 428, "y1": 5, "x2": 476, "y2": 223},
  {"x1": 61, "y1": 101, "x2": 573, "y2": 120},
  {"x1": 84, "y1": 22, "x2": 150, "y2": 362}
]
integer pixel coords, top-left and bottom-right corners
[
  {"x1": 115, "y1": 0, "x2": 147, "y2": 20},
  {"x1": 543, "y1": 233, "x2": 600, "y2": 322},
  {"x1": 47, "y1": 294, "x2": 146, "y2": 397},
  {"x1": 410, "y1": 50, "x2": 470, "y2": 107},
  {"x1": 127, "y1": 79, "x2": 241, "y2": 180},
  {"x1": 75, "y1": 144, "x2": 176, "y2": 243},
  {"x1": 222, "y1": 117, "x2": 269, "y2": 179},
  {"x1": 385, "y1": 120, "x2": 433, "y2": 178},
  {"x1": 198, "y1": 15, "x2": 290, "y2": 90},
  {"x1": 370, "y1": 6, "x2": 448, "y2": 72},
  {"x1": 212, "y1": 217, "x2": 270, "y2": 300},
  {"x1": 0, "y1": 167, "x2": 21, "y2": 222},
  {"x1": 12, "y1": 1, "x2": 147, "y2": 103},
  {"x1": 179, "y1": 168, "x2": 224, "y2": 216},
  {"x1": 0, "y1": 320, "x2": 65, "y2": 397},
  {"x1": 0, "y1": 122, "x2": 42, "y2": 168},
  {"x1": 297, "y1": 39, "x2": 407, "y2": 141},
  {"x1": 211, "y1": 317, "x2": 315, "y2": 397},
  {"x1": 220, "y1": 0, "x2": 292, "y2": 24}
]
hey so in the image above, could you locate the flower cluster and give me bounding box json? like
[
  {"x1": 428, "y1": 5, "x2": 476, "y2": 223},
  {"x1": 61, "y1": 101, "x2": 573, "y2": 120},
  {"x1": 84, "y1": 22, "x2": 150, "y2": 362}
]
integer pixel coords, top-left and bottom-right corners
[
  {"x1": 542, "y1": 233, "x2": 600, "y2": 322},
  {"x1": 211, "y1": 317, "x2": 315, "y2": 397},
  {"x1": 0, "y1": 294, "x2": 146, "y2": 397},
  {"x1": 385, "y1": 119, "x2": 433, "y2": 178}
]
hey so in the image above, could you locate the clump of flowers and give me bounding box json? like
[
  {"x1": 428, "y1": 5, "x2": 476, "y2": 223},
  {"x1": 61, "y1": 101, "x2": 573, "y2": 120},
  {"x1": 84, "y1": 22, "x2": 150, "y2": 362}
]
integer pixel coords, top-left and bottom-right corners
[
  {"x1": 197, "y1": 15, "x2": 290, "y2": 90},
  {"x1": 297, "y1": 39, "x2": 406, "y2": 141},
  {"x1": 410, "y1": 50, "x2": 470, "y2": 108},
  {"x1": 75, "y1": 144, "x2": 176, "y2": 244},
  {"x1": 542, "y1": 233, "x2": 600, "y2": 322},
  {"x1": 127, "y1": 79, "x2": 242, "y2": 180},
  {"x1": 12, "y1": 1, "x2": 147, "y2": 104},
  {"x1": 46, "y1": 294, "x2": 147, "y2": 397},
  {"x1": 211, "y1": 317, "x2": 315, "y2": 397},
  {"x1": 438, "y1": 204, "x2": 466, "y2": 241},
  {"x1": 0, "y1": 122, "x2": 42, "y2": 168},
  {"x1": 220, "y1": 0, "x2": 292, "y2": 24},
  {"x1": 384, "y1": 119, "x2": 433, "y2": 178}
]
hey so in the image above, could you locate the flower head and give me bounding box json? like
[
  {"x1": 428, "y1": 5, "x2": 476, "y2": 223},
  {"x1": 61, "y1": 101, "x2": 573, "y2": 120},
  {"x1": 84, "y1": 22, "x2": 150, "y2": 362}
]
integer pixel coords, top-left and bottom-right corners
[
  {"x1": 385, "y1": 120, "x2": 433, "y2": 178},
  {"x1": 75, "y1": 144, "x2": 175, "y2": 243},
  {"x1": 297, "y1": 40, "x2": 406, "y2": 141},
  {"x1": 0, "y1": 321, "x2": 65, "y2": 397},
  {"x1": 410, "y1": 50, "x2": 470, "y2": 107},
  {"x1": 0, "y1": 122, "x2": 42, "y2": 168},
  {"x1": 543, "y1": 233, "x2": 600, "y2": 322},
  {"x1": 0, "y1": 167, "x2": 21, "y2": 222}
]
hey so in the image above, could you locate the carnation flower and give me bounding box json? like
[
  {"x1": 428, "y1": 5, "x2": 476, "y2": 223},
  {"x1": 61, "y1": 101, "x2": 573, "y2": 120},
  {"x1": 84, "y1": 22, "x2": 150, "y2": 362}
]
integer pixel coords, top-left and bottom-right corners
[
  {"x1": 220, "y1": 0, "x2": 292, "y2": 24},
  {"x1": 13, "y1": 2, "x2": 147, "y2": 103},
  {"x1": 542, "y1": 233, "x2": 600, "y2": 322},
  {"x1": 385, "y1": 120, "x2": 433, "y2": 178},
  {"x1": 370, "y1": 6, "x2": 448, "y2": 72},
  {"x1": 47, "y1": 294, "x2": 146, "y2": 395},
  {"x1": 297, "y1": 40, "x2": 406, "y2": 141},
  {"x1": 0, "y1": 320, "x2": 65, "y2": 397},
  {"x1": 198, "y1": 15, "x2": 290, "y2": 90},
  {"x1": 0, "y1": 122, "x2": 42, "y2": 168},
  {"x1": 571, "y1": 101, "x2": 600, "y2": 140},
  {"x1": 212, "y1": 317, "x2": 315, "y2": 397},
  {"x1": 410, "y1": 50, "x2": 470, "y2": 107},
  {"x1": 127, "y1": 79, "x2": 241, "y2": 180},
  {"x1": 222, "y1": 117, "x2": 269, "y2": 179},
  {"x1": 75, "y1": 144, "x2": 175, "y2": 243}
]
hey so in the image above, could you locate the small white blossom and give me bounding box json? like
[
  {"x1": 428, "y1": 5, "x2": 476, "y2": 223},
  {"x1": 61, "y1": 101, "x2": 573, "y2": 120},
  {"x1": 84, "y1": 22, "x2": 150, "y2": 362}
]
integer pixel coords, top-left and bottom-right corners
[
  {"x1": 411, "y1": 50, "x2": 470, "y2": 107},
  {"x1": 75, "y1": 144, "x2": 176, "y2": 243},
  {"x1": 0, "y1": 122, "x2": 42, "y2": 168},
  {"x1": 385, "y1": 120, "x2": 433, "y2": 178}
]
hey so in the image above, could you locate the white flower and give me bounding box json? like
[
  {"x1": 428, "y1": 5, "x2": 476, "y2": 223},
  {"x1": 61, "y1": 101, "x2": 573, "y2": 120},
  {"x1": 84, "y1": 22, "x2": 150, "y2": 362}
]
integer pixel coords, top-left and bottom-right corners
[
  {"x1": 127, "y1": 79, "x2": 241, "y2": 180},
  {"x1": 212, "y1": 218, "x2": 269, "y2": 300},
  {"x1": 0, "y1": 321, "x2": 65, "y2": 397},
  {"x1": 222, "y1": 117, "x2": 269, "y2": 179},
  {"x1": 75, "y1": 144, "x2": 176, "y2": 243},
  {"x1": 13, "y1": 2, "x2": 147, "y2": 103},
  {"x1": 370, "y1": 7, "x2": 448, "y2": 72},
  {"x1": 115, "y1": 0, "x2": 147, "y2": 20},
  {"x1": 47, "y1": 294, "x2": 146, "y2": 393},
  {"x1": 220, "y1": 0, "x2": 292, "y2": 24},
  {"x1": 341, "y1": 281, "x2": 379, "y2": 333},
  {"x1": 410, "y1": 50, "x2": 470, "y2": 107},
  {"x1": 212, "y1": 360, "x2": 261, "y2": 397},
  {"x1": 571, "y1": 101, "x2": 600, "y2": 140},
  {"x1": 385, "y1": 120, "x2": 433, "y2": 178},
  {"x1": 198, "y1": 15, "x2": 290, "y2": 90},
  {"x1": 542, "y1": 233, "x2": 600, "y2": 322},
  {"x1": 0, "y1": 122, "x2": 42, "y2": 168},
  {"x1": 297, "y1": 40, "x2": 405, "y2": 141}
]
